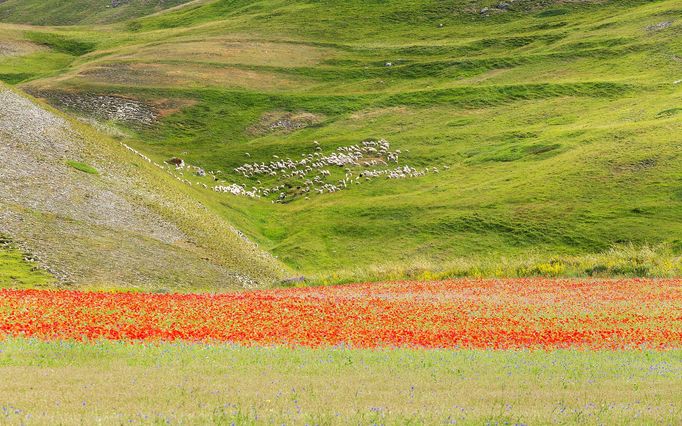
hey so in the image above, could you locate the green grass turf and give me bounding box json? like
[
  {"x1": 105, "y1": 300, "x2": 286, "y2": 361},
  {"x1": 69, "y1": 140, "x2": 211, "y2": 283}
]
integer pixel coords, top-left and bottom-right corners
[
  {"x1": 0, "y1": 0, "x2": 193, "y2": 26},
  {"x1": 1, "y1": 0, "x2": 681, "y2": 277},
  {"x1": 65, "y1": 160, "x2": 99, "y2": 175},
  {"x1": 0, "y1": 338, "x2": 680, "y2": 424},
  {"x1": 0, "y1": 242, "x2": 54, "y2": 288}
]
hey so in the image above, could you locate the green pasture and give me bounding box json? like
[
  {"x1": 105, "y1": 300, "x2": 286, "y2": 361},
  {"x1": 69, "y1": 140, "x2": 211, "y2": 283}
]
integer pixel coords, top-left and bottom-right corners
[
  {"x1": 1, "y1": 0, "x2": 681, "y2": 279},
  {"x1": 0, "y1": 243, "x2": 54, "y2": 288}
]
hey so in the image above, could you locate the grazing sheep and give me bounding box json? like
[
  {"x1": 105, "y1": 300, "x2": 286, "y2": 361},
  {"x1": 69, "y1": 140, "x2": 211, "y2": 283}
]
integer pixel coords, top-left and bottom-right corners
[{"x1": 224, "y1": 138, "x2": 432, "y2": 200}]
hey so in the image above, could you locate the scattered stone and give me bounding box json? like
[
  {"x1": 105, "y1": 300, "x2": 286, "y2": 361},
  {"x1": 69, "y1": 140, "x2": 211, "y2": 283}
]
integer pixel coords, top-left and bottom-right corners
[
  {"x1": 281, "y1": 276, "x2": 306, "y2": 285},
  {"x1": 480, "y1": 0, "x2": 517, "y2": 15},
  {"x1": 29, "y1": 91, "x2": 158, "y2": 126},
  {"x1": 646, "y1": 21, "x2": 672, "y2": 32}
]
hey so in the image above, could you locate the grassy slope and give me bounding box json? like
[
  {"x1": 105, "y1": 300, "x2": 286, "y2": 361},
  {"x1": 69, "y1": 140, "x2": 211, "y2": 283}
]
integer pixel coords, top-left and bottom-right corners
[
  {"x1": 0, "y1": 84, "x2": 283, "y2": 290},
  {"x1": 0, "y1": 0, "x2": 193, "y2": 26},
  {"x1": 0, "y1": 242, "x2": 54, "y2": 288},
  {"x1": 2, "y1": 0, "x2": 682, "y2": 277},
  {"x1": 0, "y1": 338, "x2": 680, "y2": 424}
]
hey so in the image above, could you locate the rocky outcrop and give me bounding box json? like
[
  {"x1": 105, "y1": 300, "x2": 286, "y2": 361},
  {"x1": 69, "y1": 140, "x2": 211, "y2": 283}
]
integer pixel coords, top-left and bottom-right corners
[{"x1": 29, "y1": 91, "x2": 158, "y2": 126}]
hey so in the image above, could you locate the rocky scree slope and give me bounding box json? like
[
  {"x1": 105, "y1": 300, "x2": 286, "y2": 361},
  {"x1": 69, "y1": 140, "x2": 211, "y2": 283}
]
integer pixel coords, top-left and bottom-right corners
[{"x1": 0, "y1": 86, "x2": 283, "y2": 290}]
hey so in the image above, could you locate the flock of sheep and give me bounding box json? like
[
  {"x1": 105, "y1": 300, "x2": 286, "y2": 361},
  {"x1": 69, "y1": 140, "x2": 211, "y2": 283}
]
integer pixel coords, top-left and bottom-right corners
[
  {"x1": 214, "y1": 139, "x2": 435, "y2": 202},
  {"x1": 121, "y1": 137, "x2": 436, "y2": 203}
]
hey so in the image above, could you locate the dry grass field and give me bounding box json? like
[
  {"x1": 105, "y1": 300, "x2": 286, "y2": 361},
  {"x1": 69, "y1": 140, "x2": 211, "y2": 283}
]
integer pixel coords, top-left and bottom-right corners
[{"x1": 1, "y1": 339, "x2": 680, "y2": 424}]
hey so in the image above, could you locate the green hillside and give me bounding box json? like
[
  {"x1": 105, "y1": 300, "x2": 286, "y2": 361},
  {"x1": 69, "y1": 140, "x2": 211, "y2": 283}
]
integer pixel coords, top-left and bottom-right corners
[
  {"x1": 0, "y1": 239, "x2": 55, "y2": 288},
  {"x1": 0, "y1": 84, "x2": 283, "y2": 290},
  {"x1": 0, "y1": 0, "x2": 193, "y2": 26},
  {"x1": 1, "y1": 0, "x2": 681, "y2": 278}
]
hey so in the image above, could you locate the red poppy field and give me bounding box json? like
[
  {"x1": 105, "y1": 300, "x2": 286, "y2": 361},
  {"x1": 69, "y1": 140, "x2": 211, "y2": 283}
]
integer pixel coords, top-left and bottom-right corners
[{"x1": 1, "y1": 278, "x2": 680, "y2": 350}]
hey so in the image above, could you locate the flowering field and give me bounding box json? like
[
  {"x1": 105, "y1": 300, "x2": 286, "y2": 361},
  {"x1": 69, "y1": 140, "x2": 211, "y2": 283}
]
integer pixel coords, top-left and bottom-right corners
[{"x1": 1, "y1": 278, "x2": 680, "y2": 350}]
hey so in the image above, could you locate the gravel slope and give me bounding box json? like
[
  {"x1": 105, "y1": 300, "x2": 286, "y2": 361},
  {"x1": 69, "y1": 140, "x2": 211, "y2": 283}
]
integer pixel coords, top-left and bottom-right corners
[{"x1": 0, "y1": 87, "x2": 282, "y2": 289}]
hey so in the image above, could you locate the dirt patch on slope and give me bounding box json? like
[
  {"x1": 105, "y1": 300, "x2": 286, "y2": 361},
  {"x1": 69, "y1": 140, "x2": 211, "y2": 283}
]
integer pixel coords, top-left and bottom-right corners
[
  {"x1": 118, "y1": 39, "x2": 332, "y2": 67},
  {"x1": 0, "y1": 40, "x2": 45, "y2": 57},
  {"x1": 611, "y1": 158, "x2": 658, "y2": 175},
  {"x1": 248, "y1": 111, "x2": 324, "y2": 135},
  {"x1": 150, "y1": 97, "x2": 197, "y2": 117},
  {"x1": 69, "y1": 61, "x2": 304, "y2": 91},
  {"x1": 350, "y1": 107, "x2": 411, "y2": 121}
]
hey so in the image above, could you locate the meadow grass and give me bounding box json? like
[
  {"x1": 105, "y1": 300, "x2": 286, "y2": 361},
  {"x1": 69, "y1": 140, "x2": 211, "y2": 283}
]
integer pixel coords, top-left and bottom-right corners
[
  {"x1": 0, "y1": 338, "x2": 679, "y2": 424},
  {"x1": 0, "y1": 244, "x2": 54, "y2": 288},
  {"x1": 308, "y1": 244, "x2": 682, "y2": 286},
  {"x1": 65, "y1": 160, "x2": 98, "y2": 175},
  {"x1": 0, "y1": 239, "x2": 677, "y2": 291},
  {"x1": 0, "y1": 0, "x2": 193, "y2": 26},
  {"x1": 23, "y1": 31, "x2": 96, "y2": 56},
  {"x1": 1, "y1": 5, "x2": 679, "y2": 424}
]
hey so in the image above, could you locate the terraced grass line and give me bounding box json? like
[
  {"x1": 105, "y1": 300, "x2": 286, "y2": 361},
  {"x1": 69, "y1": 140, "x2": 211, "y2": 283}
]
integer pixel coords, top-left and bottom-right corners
[
  {"x1": 0, "y1": 73, "x2": 34, "y2": 84},
  {"x1": 24, "y1": 31, "x2": 96, "y2": 56}
]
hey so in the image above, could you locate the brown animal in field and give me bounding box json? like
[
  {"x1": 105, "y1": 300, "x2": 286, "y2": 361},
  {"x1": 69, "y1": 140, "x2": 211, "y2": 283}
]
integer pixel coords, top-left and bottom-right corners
[{"x1": 166, "y1": 157, "x2": 185, "y2": 168}]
